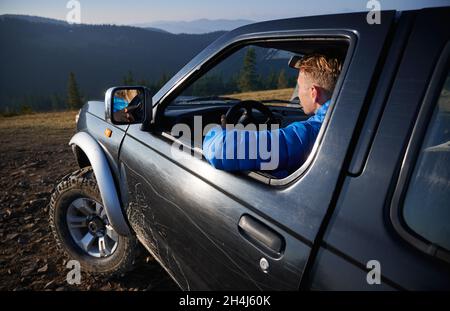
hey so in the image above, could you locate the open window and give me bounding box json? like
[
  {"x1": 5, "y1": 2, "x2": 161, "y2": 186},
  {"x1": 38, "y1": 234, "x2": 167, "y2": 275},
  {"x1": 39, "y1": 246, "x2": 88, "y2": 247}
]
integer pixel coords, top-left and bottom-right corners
[{"x1": 159, "y1": 37, "x2": 349, "y2": 182}]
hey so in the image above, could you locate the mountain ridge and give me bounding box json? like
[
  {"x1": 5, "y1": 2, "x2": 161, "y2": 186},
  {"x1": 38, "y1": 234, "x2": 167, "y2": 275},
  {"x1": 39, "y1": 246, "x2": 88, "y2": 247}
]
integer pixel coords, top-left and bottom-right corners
[
  {"x1": 0, "y1": 15, "x2": 227, "y2": 112},
  {"x1": 132, "y1": 18, "x2": 254, "y2": 34}
]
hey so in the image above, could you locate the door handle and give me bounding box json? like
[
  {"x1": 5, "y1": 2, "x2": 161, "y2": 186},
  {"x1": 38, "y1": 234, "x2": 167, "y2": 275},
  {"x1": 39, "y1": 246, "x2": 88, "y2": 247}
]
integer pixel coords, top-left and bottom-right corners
[{"x1": 238, "y1": 215, "x2": 285, "y2": 255}]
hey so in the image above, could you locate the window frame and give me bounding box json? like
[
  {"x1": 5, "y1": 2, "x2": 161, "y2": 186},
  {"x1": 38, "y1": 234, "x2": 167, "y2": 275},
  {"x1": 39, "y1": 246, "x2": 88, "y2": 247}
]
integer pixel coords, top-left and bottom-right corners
[
  {"x1": 390, "y1": 41, "x2": 450, "y2": 264},
  {"x1": 154, "y1": 30, "x2": 355, "y2": 186}
]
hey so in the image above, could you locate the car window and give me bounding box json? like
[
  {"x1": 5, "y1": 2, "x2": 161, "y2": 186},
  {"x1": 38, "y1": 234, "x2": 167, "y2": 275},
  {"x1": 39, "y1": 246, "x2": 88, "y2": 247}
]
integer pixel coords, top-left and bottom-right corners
[
  {"x1": 403, "y1": 68, "x2": 450, "y2": 251},
  {"x1": 162, "y1": 39, "x2": 348, "y2": 182},
  {"x1": 173, "y1": 45, "x2": 298, "y2": 106}
]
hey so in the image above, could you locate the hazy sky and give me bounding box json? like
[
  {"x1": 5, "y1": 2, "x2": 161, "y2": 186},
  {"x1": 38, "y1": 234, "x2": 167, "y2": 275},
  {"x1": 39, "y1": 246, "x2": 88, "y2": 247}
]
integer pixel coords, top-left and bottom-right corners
[{"x1": 0, "y1": 0, "x2": 448, "y2": 24}]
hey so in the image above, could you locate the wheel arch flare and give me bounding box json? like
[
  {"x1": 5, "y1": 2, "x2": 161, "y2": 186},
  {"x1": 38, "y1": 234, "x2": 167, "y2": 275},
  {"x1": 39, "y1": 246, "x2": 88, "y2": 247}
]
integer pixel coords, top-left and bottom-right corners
[{"x1": 69, "y1": 132, "x2": 131, "y2": 236}]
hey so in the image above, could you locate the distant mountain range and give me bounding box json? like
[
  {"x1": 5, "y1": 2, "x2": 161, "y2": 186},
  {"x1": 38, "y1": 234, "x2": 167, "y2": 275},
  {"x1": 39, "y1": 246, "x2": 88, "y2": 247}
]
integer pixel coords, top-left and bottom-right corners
[
  {"x1": 0, "y1": 14, "x2": 253, "y2": 34},
  {"x1": 0, "y1": 14, "x2": 69, "y2": 25},
  {"x1": 133, "y1": 18, "x2": 254, "y2": 34},
  {"x1": 0, "y1": 15, "x2": 227, "y2": 112}
]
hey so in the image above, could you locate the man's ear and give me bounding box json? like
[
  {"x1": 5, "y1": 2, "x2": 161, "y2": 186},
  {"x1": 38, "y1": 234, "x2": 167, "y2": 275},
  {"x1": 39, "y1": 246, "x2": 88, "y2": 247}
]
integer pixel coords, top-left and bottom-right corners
[{"x1": 311, "y1": 85, "x2": 319, "y2": 103}]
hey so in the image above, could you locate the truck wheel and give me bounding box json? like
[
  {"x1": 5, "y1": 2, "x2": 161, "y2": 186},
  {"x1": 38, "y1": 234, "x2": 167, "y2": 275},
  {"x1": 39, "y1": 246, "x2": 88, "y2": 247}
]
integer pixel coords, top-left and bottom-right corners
[{"x1": 49, "y1": 167, "x2": 138, "y2": 276}]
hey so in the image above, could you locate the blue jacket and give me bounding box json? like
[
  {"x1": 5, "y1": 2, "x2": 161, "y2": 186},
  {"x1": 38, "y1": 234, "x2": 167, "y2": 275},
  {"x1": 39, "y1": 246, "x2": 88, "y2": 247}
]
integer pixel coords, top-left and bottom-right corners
[
  {"x1": 113, "y1": 97, "x2": 129, "y2": 112},
  {"x1": 202, "y1": 100, "x2": 330, "y2": 174}
]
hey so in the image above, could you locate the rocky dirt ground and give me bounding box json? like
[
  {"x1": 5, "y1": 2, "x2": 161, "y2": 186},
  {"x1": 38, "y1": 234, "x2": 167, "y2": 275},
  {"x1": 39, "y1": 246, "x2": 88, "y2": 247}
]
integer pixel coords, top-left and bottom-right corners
[{"x1": 0, "y1": 111, "x2": 178, "y2": 291}]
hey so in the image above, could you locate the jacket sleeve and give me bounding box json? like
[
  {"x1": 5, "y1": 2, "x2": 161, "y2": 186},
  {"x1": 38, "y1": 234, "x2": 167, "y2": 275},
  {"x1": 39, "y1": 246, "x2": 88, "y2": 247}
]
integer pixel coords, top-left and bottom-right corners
[{"x1": 202, "y1": 121, "x2": 320, "y2": 171}]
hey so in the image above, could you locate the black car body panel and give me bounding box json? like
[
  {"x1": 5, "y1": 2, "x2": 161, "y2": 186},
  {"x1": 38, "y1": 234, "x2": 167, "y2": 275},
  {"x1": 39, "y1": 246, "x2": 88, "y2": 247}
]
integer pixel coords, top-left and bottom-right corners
[
  {"x1": 318, "y1": 8, "x2": 450, "y2": 290},
  {"x1": 69, "y1": 8, "x2": 450, "y2": 290}
]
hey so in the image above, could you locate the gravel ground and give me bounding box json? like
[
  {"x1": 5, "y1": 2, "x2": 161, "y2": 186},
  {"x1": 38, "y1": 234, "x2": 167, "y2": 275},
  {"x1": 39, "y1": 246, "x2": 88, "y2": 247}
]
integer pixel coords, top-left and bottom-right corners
[{"x1": 0, "y1": 111, "x2": 178, "y2": 291}]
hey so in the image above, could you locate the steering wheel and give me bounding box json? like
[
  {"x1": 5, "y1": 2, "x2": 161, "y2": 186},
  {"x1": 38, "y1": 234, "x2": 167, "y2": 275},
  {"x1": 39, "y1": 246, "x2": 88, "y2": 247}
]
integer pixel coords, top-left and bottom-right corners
[{"x1": 225, "y1": 100, "x2": 277, "y2": 126}]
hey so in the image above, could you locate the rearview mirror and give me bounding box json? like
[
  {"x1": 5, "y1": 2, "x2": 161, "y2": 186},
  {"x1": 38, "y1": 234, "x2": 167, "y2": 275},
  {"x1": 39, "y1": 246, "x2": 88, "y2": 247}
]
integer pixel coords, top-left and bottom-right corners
[{"x1": 105, "y1": 86, "x2": 151, "y2": 125}]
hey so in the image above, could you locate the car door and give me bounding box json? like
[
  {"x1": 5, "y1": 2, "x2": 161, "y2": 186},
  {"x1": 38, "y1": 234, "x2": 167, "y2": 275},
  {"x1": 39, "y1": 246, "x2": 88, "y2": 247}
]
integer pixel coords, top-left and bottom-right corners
[
  {"x1": 311, "y1": 7, "x2": 450, "y2": 290},
  {"x1": 119, "y1": 11, "x2": 396, "y2": 290}
]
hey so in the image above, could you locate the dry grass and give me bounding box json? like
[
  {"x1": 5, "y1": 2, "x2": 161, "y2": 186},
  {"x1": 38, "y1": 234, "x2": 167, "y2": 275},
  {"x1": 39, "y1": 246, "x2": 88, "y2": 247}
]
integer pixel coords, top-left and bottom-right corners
[
  {"x1": 0, "y1": 89, "x2": 297, "y2": 131},
  {"x1": 0, "y1": 111, "x2": 78, "y2": 130},
  {"x1": 0, "y1": 88, "x2": 296, "y2": 132},
  {"x1": 0, "y1": 110, "x2": 78, "y2": 156},
  {"x1": 224, "y1": 88, "x2": 295, "y2": 102}
]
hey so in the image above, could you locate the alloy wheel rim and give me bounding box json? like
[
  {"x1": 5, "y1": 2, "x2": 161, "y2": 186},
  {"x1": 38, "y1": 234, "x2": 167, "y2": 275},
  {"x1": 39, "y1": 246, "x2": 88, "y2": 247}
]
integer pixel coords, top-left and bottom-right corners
[{"x1": 66, "y1": 198, "x2": 119, "y2": 258}]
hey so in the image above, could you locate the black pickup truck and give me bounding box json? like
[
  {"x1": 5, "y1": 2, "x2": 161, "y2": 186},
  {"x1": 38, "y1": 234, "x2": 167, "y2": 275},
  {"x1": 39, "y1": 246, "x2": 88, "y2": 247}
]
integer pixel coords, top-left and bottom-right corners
[{"x1": 49, "y1": 7, "x2": 450, "y2": 290}]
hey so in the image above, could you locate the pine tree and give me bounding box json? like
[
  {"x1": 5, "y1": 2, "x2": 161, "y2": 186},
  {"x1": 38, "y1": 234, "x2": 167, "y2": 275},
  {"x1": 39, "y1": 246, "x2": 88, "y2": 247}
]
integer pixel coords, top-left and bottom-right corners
[
  {"x1": 225, "y1": 74, "x2": 239, "y2": 93},
  {"x1": 265, "y1": 71, "x2": 278, "y2": 90},
  {"x1": 122, "y1": 70, "x2": 135, "y2": 85},
  {"x1": 238, "y1": 48, "x2": 258, "y2": 92},
  {"x1": 51, "y1": 93, "x2": 64, "y2": 111},
  {"x1": 67, "y1": 72, "x2": 83, "y2": 110},
  {"x1": 158, "y1": 72, "x2": 170, "y2": 89},
  {"x1": 138, "y1": 79, "x2": 150, "y2": 87},
  {"x1": 277, "y1": 69, "x2": 288, "y2": 89},
  {"x1": 20, "y1": 104, "x2": 33, "y2": 115}
]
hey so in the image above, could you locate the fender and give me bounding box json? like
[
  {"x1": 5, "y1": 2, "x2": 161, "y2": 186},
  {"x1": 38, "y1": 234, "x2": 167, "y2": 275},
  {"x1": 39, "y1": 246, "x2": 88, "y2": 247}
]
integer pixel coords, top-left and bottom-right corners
[{"x1": 69, "y1": 131, "x2": 131, "y2": 236}]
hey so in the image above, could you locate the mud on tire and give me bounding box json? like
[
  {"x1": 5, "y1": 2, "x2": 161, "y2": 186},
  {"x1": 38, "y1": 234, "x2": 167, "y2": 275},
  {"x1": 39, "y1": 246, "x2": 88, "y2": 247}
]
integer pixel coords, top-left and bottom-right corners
[{"x1": 49, "y1": 167, "x2": 138, "y2": 276}]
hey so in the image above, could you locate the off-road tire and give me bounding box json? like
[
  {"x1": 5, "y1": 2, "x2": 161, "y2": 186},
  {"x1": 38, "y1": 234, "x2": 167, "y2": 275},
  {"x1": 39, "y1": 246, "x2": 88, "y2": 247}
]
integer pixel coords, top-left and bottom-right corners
[{"x1": 49, "y1": 167, "x2": 138, "y2": 276}]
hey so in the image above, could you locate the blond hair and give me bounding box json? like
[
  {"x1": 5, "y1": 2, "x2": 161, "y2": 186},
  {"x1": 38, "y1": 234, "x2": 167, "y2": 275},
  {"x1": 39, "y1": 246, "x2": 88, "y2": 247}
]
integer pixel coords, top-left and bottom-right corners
[
  {"x1": 116, "y1": 89, "x2": 139, "y2": 102},
  {"x1": 297, "y1": 54, "x2": 342, "y2": 97}
]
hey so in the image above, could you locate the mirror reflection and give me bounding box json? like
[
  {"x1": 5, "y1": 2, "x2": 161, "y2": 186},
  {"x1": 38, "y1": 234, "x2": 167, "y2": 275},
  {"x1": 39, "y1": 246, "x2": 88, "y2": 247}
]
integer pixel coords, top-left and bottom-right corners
[{"x1": 112, "y1": 88, "x2": 144, "y2": 123}]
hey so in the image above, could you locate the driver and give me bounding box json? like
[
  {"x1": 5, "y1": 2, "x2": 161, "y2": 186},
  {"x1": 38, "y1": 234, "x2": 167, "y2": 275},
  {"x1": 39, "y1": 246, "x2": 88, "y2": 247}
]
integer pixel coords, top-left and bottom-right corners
[{"x1": 202, "y1": 53, "x2": 341, "y2": 176}]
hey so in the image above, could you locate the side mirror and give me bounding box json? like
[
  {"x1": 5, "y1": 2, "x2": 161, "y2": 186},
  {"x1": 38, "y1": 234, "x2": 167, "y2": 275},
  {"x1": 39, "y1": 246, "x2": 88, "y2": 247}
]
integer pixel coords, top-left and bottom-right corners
[{"x1": 105, "y1": 86, "x2": 152, "y2": 126}]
